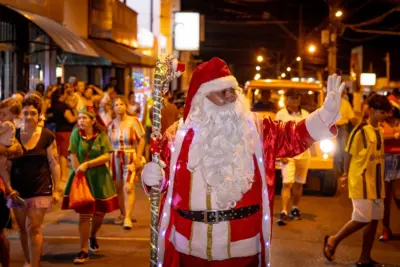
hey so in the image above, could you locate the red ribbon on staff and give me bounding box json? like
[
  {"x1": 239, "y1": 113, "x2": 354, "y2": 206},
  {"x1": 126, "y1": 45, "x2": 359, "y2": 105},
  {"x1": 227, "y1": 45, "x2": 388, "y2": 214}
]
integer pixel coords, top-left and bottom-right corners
[{"x1": 150, "y1": 137, "x2": 162, "y2": 154}]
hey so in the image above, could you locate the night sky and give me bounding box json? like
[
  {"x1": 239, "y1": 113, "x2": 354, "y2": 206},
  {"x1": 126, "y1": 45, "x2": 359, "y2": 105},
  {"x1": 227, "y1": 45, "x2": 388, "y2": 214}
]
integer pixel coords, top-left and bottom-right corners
[{"x1": 181, "y1": 0, "x2": 400, "y2": 84}]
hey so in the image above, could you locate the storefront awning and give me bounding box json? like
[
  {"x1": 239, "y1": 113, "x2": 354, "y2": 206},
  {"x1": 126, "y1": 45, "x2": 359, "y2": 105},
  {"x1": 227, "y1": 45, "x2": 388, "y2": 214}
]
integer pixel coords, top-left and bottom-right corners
[
  {"x1": 90, "y1": 39, "x2": 156, "y2": 67},
  {"x1": 85, "y1": 39, "x2": 125, "y2": 65},
  {"x1": 8, "y1": 6, "x2": 99, "y2": 58}
]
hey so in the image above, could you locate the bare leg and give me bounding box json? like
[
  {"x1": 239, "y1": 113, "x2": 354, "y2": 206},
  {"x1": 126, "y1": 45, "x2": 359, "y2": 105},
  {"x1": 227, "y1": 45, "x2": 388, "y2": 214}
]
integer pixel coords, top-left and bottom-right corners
[
  {"x1": 79, "y1": 214, "x2": 92, "y2": 253},
  {"x1": 292, "y1": 183, "x2": 303, "y2": 207},
  {"x1": 91, "y1": 213, "x2": 105, "y2": 238},
  {"x1": 392, "y1": 179, "x2": 400, "y2": 209},
  {"x1": 115, "y1": 180, "x2": 125, "y2": 217},
  {"x1": 60, "y1": 155, "x2": 70, "y2": 191},
  {"x1": 0, "y1": 157, "x2": 11, "y2": 191},
  {"x1": 0, "y1": 230, "x2": 10, "y2": 267},
  {"x1": 358, "y1": 220, "x2": 378, "y2": 263},
  {"x1": 327, "y1": 220, "x2": 368, "y2": 249},
  {"x1": 281, "y1": 183, "x2": 292, "y2": 214},
  {"x1": 13, "y1": 208, "x2": 30, "y2": 266},
  {"x1": 382, "y1": 181, "x2": 392, "y2": 229},
  {"x1": 124, "y1": 183, "x2": 135, "y2": 221},
  {"x1": 26, "y1": 208, "x2": 47, "y2": 267}
]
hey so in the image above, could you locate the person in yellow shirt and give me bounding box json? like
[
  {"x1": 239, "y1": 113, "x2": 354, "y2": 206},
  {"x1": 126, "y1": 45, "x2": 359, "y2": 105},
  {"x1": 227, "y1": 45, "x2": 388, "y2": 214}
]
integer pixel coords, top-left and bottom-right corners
[
  {"x1": 335, "y1": 92, "x2": 358, "y2": 172},
  {"x1": 323, "y1": 94, "x2": 392, "y2": 267}
]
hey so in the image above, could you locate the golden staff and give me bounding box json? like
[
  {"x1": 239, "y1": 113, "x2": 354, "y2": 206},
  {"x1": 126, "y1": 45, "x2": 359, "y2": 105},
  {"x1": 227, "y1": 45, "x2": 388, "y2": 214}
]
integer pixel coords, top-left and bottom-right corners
[{"x1": 149, "y1": 55, "x2": 184, "y2": 267}]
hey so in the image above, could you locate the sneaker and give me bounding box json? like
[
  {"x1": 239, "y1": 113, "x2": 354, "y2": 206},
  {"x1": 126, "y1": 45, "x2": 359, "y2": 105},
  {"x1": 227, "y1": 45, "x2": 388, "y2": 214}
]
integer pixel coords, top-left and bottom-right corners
[
  {"x1": 89, "y1": 237, "x2": 99, "y2": 252},
  {"x1": 123, "y1": 218, "x2": 133, "y2": 230},
  {"x1": 290, "y1": 207, "x2": 302, "y2": 220},
  {"x1": 277, "y1": 212, "x2": 288, "y2": 226},
  {"x1": 73, "y1": 251, "x2": 89, "y2": 264},
  {"x1": 113, "y1": 215, "x2": 124, "y2": 225}
]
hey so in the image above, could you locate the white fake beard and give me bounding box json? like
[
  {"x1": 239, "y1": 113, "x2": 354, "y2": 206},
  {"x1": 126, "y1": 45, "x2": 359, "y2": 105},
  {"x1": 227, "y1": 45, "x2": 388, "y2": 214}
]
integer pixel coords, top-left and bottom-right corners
[{"x1": 187, "y1": 93, "x2": 255, "y2": 209}]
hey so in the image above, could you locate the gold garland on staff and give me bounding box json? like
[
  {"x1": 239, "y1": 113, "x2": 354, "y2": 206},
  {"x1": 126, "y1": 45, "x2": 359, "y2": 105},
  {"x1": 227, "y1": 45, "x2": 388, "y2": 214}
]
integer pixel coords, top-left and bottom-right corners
[{"x1": 149, "y1": 55, "x2": 180, "y2": 267}]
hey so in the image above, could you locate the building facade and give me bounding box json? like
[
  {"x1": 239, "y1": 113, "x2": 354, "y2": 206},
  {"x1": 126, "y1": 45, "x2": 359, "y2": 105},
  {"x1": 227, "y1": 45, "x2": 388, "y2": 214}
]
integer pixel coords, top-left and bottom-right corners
[{"x1": 0, "y1": 0, "x2": 156, "y2": 99}]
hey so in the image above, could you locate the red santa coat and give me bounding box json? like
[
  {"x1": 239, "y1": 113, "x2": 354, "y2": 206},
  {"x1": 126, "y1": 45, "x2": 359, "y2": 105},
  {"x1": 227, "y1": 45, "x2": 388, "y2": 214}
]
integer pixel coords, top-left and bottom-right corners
[{"x1": 144, "y1": 112, "x2": 336, "y2": 267}]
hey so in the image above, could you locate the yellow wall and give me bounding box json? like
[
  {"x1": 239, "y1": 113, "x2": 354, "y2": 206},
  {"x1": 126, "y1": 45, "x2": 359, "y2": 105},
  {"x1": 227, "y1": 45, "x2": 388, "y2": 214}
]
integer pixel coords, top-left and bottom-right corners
[
  {"x1": 63, "y1": 0, "x2": 88, "y2": 38},
  {"x1": 160, "y1": 0, "x2": 173, "y2": 55},
  {"x1": 112, "y1": 1, "x2": 138, "y2": 47},
  {"x1": 0, "y1": 0, "x2": 64, "y2": 23}
]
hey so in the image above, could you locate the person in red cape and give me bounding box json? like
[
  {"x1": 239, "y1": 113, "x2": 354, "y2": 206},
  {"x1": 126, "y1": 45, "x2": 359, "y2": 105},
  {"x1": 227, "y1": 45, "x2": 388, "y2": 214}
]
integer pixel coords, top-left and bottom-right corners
[{"x1": 142, "y1": 57, "x2": 344, "y2": 267}]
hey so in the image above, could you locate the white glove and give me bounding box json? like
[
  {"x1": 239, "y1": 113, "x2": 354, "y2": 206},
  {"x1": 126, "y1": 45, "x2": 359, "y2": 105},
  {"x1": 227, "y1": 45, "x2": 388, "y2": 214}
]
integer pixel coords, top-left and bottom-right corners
[
  {"x1": 141, "y1": 162, "x2": 164, "y2": 187},
  {"x1": 319, "y1": 74, "x2": 345, "y2": 125}
]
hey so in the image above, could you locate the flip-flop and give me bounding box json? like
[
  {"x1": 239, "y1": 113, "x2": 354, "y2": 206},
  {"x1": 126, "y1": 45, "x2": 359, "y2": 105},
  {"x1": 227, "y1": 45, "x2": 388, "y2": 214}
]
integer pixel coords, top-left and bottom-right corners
[{"x1": 323, "y1": 235, "x2": 336, "y2": 261}]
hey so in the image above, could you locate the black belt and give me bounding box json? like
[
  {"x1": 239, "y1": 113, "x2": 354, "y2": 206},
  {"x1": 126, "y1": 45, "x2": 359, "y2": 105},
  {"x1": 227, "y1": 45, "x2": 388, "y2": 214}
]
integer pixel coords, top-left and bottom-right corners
[{"x1": 177, "y1": 204, "x2": 260, "y2": 224}]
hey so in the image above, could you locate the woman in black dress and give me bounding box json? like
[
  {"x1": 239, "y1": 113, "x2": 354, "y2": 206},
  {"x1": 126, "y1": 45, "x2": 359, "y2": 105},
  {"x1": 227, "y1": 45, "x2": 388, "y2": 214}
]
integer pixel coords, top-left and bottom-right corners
[{"x1": 8, "y1": 95, "x2": 62, "y2": 267}]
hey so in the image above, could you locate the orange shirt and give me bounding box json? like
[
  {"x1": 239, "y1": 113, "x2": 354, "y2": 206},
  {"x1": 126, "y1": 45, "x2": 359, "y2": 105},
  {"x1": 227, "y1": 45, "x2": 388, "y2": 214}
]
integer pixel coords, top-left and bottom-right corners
[{"x1": 382, "y1": 121, "x2": 400, "y2": 154}]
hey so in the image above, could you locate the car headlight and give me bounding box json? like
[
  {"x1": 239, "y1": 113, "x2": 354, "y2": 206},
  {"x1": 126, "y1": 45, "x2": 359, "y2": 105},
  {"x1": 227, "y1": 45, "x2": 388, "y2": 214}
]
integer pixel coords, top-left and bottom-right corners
[{"x1": 320, "y1": 139, "x2": 334, "y2": 153}]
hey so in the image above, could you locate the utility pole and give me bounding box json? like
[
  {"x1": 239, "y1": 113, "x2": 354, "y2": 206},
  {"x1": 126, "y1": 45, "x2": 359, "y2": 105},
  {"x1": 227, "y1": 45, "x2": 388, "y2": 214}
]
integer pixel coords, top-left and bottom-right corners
[
  {"x1": 384, "y1": 52, "x2": 390, "y2": 84},
  {"x1": 297, "y1": 4, "x2": 304, "y2": 78}
]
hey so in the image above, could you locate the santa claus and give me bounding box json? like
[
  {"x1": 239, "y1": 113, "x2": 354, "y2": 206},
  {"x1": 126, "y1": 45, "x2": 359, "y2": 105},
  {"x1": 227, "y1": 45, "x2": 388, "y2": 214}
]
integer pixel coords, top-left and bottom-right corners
[{"x1": 142, "y1": 57, "x2": 344, "y2": 267}]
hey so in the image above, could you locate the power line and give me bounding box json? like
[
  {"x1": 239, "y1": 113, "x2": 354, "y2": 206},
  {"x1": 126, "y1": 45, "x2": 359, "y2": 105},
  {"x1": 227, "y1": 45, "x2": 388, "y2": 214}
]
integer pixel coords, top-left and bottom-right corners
[
  {"x1": 341, "y1": 24, "x2": 400, "y2": 42},
  {"x1": 345, "y1": 5, "x2": 400, "y2": 28},
  {"x1": 347, "y1": 26, "x2": 400, "y2": 36}
]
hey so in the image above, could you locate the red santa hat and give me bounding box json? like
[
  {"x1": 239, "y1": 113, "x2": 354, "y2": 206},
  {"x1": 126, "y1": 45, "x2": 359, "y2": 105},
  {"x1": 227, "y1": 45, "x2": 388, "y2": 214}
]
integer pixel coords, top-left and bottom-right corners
[{"x1": 183, "y1": 57, "x2": 238, "y2": 121}]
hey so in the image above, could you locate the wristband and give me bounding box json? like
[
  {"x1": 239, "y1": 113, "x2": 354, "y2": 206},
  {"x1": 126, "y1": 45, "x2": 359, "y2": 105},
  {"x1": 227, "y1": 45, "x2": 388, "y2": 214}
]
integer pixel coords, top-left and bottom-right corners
[{"x1": 6, "y1": 190, "x2": 19, "y2": 200}]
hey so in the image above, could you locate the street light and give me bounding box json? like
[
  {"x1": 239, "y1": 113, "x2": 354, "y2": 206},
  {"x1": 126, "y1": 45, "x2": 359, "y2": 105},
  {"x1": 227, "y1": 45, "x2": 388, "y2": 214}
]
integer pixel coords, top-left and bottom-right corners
[
  {"x1": 256, "y1": 66, "x2": 261, "y2": 71},
  {"x1": 286, "y1": 67, "x2": 291, "y2": 72},
  {"x1": 257, "y1": 55, "x2": 264, "y2": 62},
  {"x1": 308, "y1": 44, "x2": 316, "y2": 53},
  {"x1": 335, "y1": 10, "x2": 343, "y2": 18},
  {"x1": 296, "y1": 57, "x2": 301, "y2": 61},
  {"x1": 254, "y1": 73, "x2": 261, "y2": 80},
  {"x1": 281, "y1": 73, "x2": 286, "y2": 78}
]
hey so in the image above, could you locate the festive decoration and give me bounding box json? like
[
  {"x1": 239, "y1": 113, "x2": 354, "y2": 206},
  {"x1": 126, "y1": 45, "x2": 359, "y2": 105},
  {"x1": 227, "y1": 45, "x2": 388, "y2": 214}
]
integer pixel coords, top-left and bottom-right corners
[
  {"x1": 149, "y1": 55, "x2": 185, "y2": 267},
  {"x1": 132, "y1": 71, "x2": 151, "y2": 122}
]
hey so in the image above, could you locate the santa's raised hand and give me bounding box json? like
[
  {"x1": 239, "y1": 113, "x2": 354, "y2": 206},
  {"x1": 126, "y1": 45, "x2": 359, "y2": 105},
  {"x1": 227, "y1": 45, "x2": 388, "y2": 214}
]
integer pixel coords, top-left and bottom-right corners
[{"x1": 318, "y1": 74, "x2": 345, "y2": 126}]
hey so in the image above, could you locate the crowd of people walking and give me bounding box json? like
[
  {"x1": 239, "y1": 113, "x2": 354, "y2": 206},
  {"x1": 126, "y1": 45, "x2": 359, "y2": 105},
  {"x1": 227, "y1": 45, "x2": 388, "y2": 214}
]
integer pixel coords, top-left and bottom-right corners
[
  {"x1": 0, "y1": 74, "x2": 399, "y2": 267},
  {"x1": 0, "y1": 76, "x2": 181, "y2": 267}
]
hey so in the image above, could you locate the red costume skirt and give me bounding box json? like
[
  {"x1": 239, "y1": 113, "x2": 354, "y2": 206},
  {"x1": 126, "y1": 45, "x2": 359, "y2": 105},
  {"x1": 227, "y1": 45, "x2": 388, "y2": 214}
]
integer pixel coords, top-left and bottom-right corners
[{"x1": 55, "y1": 131, "x2": 72, "y2": 158}]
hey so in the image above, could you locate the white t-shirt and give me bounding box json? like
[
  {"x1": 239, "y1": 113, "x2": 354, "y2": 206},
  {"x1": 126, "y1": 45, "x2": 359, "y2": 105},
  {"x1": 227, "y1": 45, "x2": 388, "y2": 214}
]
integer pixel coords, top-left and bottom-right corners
[
  {"x1": 0, "y1": 121, "x2": 15, "y2": 146},
  {"x1": 275, "y1": 108, "x2": 310, "y2": 159},
  {"x1": 74, "y1": 92, "x2": 85, "y2": 111}
]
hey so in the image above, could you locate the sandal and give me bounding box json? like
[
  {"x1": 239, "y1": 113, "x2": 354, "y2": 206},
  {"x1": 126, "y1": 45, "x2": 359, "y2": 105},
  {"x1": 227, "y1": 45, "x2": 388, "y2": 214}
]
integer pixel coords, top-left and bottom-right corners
[
  {"x1": 356, "y1": 259, "x2": 382, "y2": 267},
  {"x1": 323, "y1": 235, "x2": 336, "y2": 261},
  {"x1": 113, "y1": 215, "x2": 124, "y2": 225},
  {"x1": 379, "y1": 227, "x2": 392, "y2": 242}
]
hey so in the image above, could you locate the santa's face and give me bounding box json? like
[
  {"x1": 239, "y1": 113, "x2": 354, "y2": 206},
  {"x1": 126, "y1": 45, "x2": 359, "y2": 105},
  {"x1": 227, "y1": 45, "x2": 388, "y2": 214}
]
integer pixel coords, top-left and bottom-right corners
[
  {"x1": 206, "y1": 88, "x2": 237, "y2": 106},
  {"x1": 187, "y1": 91, "x2": 255, "y2": 209}
]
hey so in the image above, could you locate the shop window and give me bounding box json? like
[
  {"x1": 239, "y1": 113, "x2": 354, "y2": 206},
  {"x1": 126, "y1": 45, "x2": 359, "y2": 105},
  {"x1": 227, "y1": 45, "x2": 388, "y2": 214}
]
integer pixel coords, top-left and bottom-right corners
[
  {"x1": 28, "y1": 24, "x2": 50, "y2": 90},
  {"x1": 0, "y1": 21, "x2": 16, "y2": 100}
]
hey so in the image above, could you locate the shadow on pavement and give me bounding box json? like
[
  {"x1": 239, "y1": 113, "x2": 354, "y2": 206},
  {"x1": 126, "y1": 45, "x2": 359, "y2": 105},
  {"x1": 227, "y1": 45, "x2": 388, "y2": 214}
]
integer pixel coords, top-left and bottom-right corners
[
  {"x1": 102, "y1": 218, "x2": 137, "y2": 225},
  {"x1": 41, "y1": 252, "x2": 105, "y2": 263},
  {"x1": 273, "y1": 212, "x2": 317, "y2": 222}
]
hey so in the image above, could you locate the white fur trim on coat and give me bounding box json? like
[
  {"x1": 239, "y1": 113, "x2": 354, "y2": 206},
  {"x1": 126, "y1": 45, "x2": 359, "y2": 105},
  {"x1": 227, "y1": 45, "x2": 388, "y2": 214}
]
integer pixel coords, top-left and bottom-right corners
[
  {"x1": 305, "y1": 108, "x2": 336, "y2": 141},
  {"x1": 157, "y1": 119, "x2": 188, "y2": 266},
  {"x1": 170, "y1": 225, "x2": 262, "y2": 261},
  {"x1": 250, "y1": 118, "x2": 271, "y2": 266},
  {"x1": 198, "y1": 75, "x2": 238, "y2": 96}
]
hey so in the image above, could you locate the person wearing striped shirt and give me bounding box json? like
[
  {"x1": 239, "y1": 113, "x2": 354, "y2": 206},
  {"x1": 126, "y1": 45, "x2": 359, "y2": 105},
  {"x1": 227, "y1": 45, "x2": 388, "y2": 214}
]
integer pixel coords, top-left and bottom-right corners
[
  {"x1": 323, "y1": 94, "x2": 392, "y2": 267},
  {"x1": 108, "y1": 96, "x2": 145, "y2": 230}
]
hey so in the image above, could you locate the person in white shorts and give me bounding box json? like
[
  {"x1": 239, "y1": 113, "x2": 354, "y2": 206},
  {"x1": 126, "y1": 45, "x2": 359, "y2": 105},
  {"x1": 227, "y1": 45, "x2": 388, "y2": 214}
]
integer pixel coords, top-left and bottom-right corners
[
  {"x1": 275, "y1": 89, "x2": 310, "y2": 225},
  {"x1": 323, "y1": 94, "x2": 392, "y2": 267}
]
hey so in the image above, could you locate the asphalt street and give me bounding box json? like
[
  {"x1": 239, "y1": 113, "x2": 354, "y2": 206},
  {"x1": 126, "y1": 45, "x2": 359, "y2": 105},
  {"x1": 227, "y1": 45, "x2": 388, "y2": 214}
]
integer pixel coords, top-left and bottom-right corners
[{"x1": 7, "y1": 184, "x2": 400, "y2": 267}]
